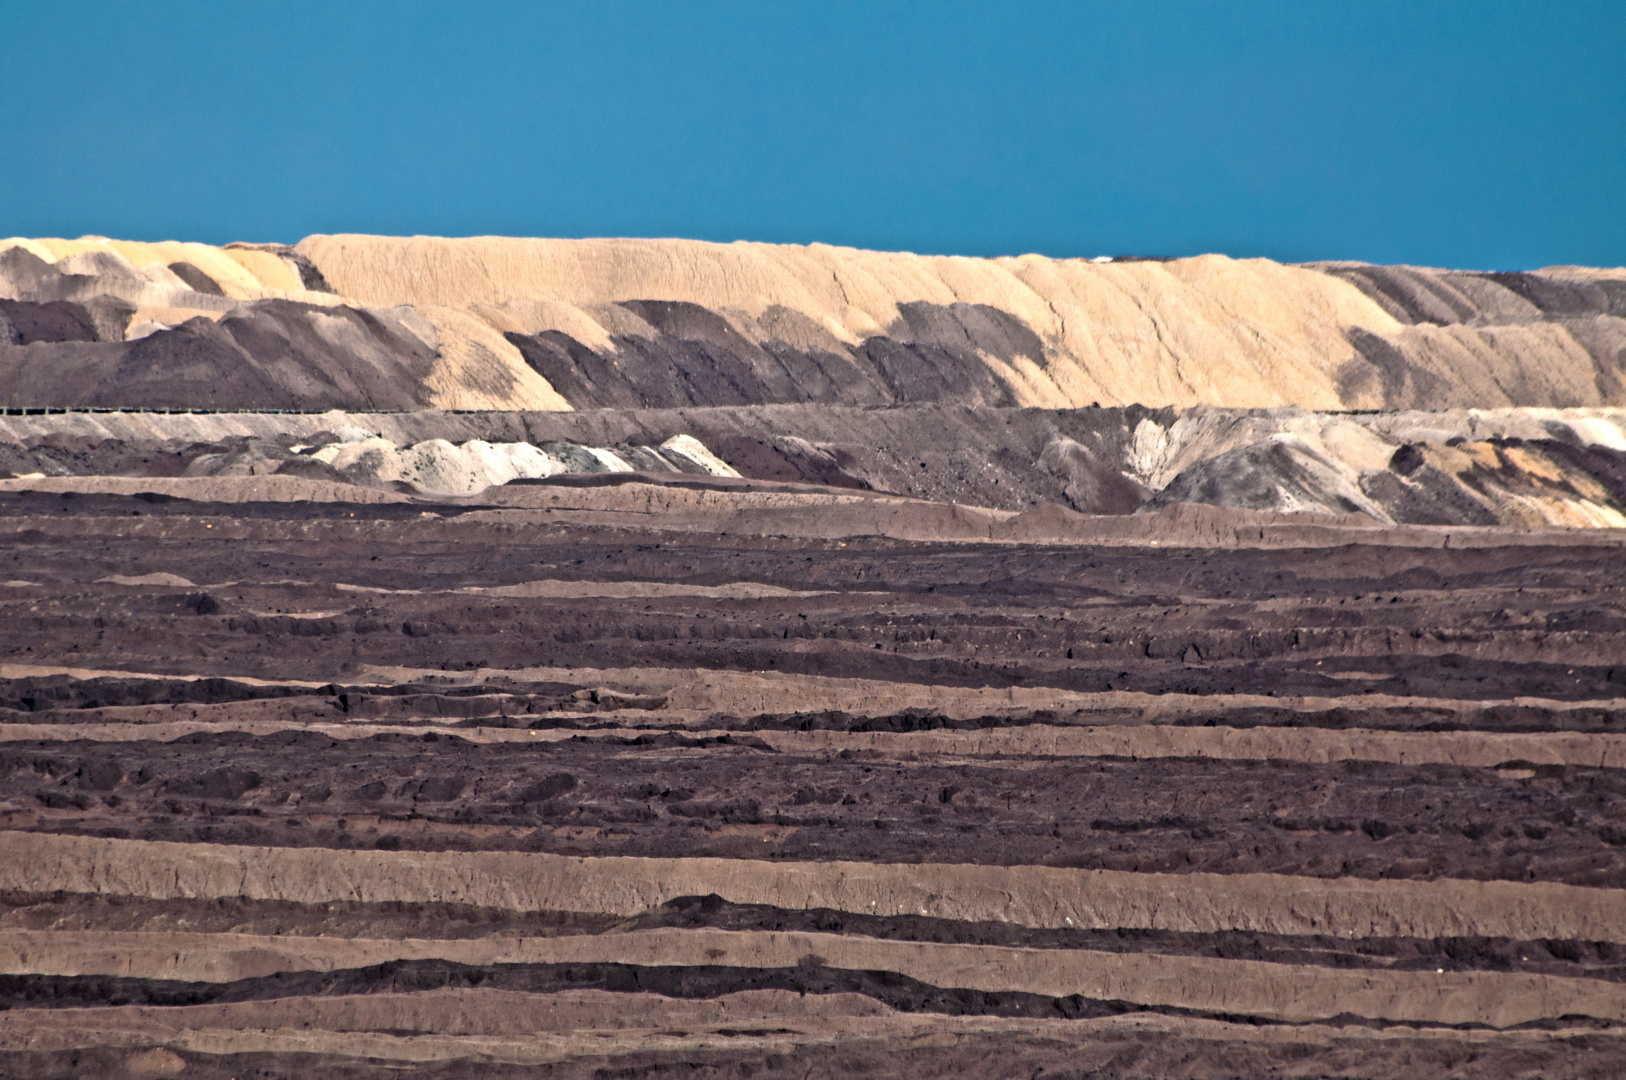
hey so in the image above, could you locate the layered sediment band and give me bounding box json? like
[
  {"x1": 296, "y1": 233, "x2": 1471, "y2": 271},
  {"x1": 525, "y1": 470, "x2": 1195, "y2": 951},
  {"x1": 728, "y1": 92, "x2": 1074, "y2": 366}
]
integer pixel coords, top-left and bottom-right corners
[
  {"x1": 3, "y1": 718, "x2": 1622, "y2": 769},
  {"x1": 3, "y1": 831, "x2": 1622, "y2": 944},
  {"x1": 0, "y1": 926, "x2": 1621, "y2": 1028}
]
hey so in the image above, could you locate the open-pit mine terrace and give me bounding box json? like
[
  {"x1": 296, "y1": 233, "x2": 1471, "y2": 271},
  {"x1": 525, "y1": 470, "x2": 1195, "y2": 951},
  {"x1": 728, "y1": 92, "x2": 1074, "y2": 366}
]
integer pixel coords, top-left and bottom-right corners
[
  {"x1": 1, "y1": 233, "x2": 1625, "y2": 1077},
  {"x1": 0, "y1": 484, "x2": 1623, "y2": 1077}
]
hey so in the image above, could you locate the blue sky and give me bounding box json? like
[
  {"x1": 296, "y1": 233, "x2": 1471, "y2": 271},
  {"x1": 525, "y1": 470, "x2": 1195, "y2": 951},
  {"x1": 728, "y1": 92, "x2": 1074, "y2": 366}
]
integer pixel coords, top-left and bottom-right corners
[{"x1": 2, "y1": 1, "x2": 1622, "y2": 268}]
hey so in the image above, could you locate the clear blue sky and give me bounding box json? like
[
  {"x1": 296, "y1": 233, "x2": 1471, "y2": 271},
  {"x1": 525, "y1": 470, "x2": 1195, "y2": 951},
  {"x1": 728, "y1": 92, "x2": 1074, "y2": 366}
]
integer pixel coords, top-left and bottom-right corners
[{"x1": 3, "y1": 1, "x2": 1622, "y2": 268}]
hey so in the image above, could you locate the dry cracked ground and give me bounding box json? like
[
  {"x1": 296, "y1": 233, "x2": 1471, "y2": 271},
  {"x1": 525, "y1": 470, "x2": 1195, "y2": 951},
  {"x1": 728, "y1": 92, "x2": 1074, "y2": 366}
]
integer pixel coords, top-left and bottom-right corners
[{"x1": 1, "y1": 487, "x2": 1625, "y2": 1078}]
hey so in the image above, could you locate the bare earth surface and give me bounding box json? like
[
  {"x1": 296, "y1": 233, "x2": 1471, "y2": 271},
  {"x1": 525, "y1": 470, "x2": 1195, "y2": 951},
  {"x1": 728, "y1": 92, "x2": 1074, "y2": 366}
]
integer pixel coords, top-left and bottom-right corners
[
  {"x1": 4, "y1": 233, "x2": 1626, "y2": 1075},
  {"x1": 1, "y1": 486, "x2": 1624, "y2": 1077}
]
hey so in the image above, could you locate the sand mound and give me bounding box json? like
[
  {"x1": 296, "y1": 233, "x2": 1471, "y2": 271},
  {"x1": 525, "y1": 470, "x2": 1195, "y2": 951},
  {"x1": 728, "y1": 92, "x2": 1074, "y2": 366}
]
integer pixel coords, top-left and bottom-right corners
[
  {"x1": 0, "y1": 239, "x2": 558, "y2": 411},
  {"x1": 0, "y1": 236, "x2": 323, "y2": 302},
  {"x1": 5, "y1": 233, "x2": 1624, "y2": 412},
  {"x1": 297, "y1": 234, "x2": 1626, "y2": 411},
  {"x1": 0, "y1": 419, "x2": 743, "y2": 499},
  {"x1": 96, "y1": 572, "x2": 197, "y2": 587},
  {"x1": 298, "y1": 433, "x2": 738, "y2": 495}
]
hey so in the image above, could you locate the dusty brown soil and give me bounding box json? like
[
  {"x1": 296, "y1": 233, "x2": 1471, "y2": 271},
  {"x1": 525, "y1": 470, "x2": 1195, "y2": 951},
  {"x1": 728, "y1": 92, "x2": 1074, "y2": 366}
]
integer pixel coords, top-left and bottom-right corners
[{"x1": 2, "y1": 490, "x2": 1624, "y2": 1075}]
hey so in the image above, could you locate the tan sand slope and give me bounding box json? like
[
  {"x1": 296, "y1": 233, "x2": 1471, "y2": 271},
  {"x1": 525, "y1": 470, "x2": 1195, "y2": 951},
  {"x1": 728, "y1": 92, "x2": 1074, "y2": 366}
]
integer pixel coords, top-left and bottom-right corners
[
  {"x1": 297, "y1": 234, "x2": 1626, "y2": 410},
  {"x1": 6, "y1": 233, "x2": 1624, "y2": 411},
  {"x1": 0, "y1": 235, "x2": 568, "y2": 411},
  {"x1": 5, "y1": 831, "x2": 1623, "y2": 944},
  {"x1": 5, "y1": 996, "x2": 1600, "y2": 1075},
  {"x1": 2, "y1": 718, "x2": 1621, "y2": 770}
]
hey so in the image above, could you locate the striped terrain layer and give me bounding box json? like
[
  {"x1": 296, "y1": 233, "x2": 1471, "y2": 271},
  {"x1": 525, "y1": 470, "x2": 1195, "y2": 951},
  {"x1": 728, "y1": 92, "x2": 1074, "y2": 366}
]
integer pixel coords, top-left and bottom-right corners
[{"x1": 0, "y1": 490, "x2": 1624, "y2": 1077}]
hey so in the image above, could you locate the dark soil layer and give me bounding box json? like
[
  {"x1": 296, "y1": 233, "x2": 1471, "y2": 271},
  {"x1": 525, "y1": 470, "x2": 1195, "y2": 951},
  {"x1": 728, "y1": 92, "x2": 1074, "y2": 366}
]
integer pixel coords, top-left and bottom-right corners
[
  {"x1": 5, "y1": 728, "x2": 1626, "y2": 885},
  {"x1": 2, "y1": 500, "x2": 1622, "y2": 699}
]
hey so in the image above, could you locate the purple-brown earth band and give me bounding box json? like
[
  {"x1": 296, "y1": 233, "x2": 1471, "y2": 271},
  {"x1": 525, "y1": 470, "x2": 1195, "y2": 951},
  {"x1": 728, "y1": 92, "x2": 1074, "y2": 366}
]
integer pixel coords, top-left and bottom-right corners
[{"x1": 0, "y1": 489, "x2": 1623, "y2": 1076}]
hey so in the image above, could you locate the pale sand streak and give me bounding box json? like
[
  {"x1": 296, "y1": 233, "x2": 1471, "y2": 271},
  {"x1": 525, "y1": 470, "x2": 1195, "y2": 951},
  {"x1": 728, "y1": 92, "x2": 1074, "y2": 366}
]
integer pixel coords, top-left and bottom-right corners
[
  {"x1": 0, "y1": 927, "x2": 1617, "y2": 1027},
  {"x1": 776, "y1": 724, "x2": 1626, "y2": 768},
  {"x1": 2, "y1": 831, "x2": 1623, "y2": 943},
  {"x1": 1, "y1": 988, "x2": 1608, "y2": 1048},
  {"x1": 0, "y1": 989, "x2": 903, "y2": 1064},
  {"x1": 9, "y1": 660, "x2": 1625, "y2": 722},
  {"x1": 2, "y1": 718, "x2": 1622, "y2": 770},
  {"x1": 468, "y1": 579, "x2": 835, "y2": 600},
  {"x1": 354, "y1": 663, "x2": 1626, "y2": 721},
  {"x1": 0, "y1": 1027, "x2": 854, "y2": 1069}
]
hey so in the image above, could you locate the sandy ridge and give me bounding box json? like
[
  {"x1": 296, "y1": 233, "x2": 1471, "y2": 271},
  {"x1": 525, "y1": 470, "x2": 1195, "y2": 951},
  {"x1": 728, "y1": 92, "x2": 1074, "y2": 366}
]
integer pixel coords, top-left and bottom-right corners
[
  {"x1": 294, "y1": 235, "x2": 1626, "y2": 413},
  {"x1": 11, "y1": 658, "x2": 1622, "y2": 724},
  {"x1": 0, "y1": 988, "x2": 906, "y2": 1065},
  {"x1": 11, "y1": 234, "x2": 1626, "y2": 413},
  {"x1": 2, "y1": 831, "x2": 1622, "y2": 943},
  {"x1": 772, "y1": 724, "x2": 1626, "y2": 769},
  {"x1": 459, "y1": 499, "x2": 1626, "y2": 548},
  {"x1": 6, "y1": 480, "x2": 1626, "y2": 546},
  {"x1": 354, "y1": 664, "x2": 1626, "y2": 722},
  {"x1": 468, "y1": 579, "x2": 835, "y2": 600},
  {"x1": 0, "y1": 927, "x2": 1618, "y2": 1028},
  {"x1": 2, "y1": 988, "x2": 1610, "y2": 1045},
  {"x1": 3, "y1": 719, "x2": 1621, "y2": 770}
]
